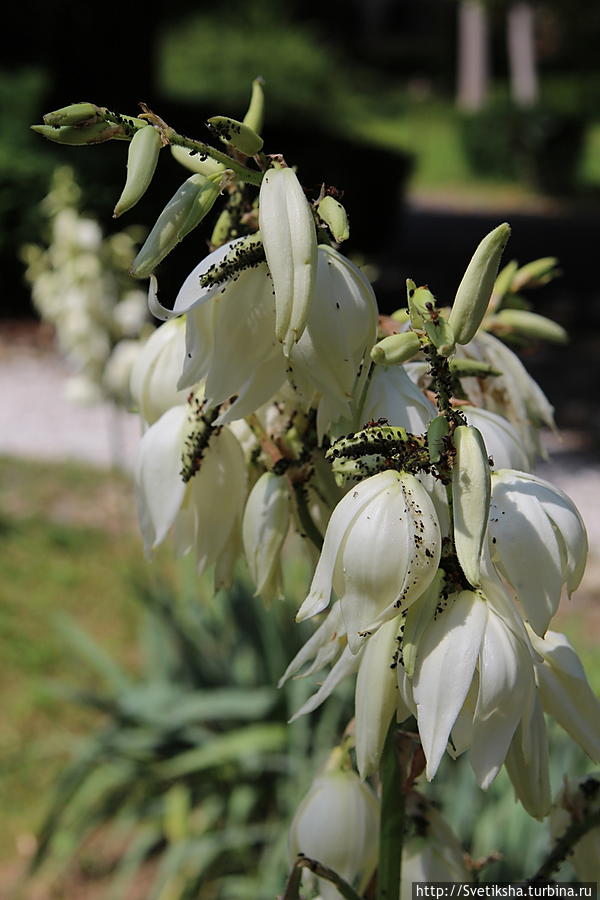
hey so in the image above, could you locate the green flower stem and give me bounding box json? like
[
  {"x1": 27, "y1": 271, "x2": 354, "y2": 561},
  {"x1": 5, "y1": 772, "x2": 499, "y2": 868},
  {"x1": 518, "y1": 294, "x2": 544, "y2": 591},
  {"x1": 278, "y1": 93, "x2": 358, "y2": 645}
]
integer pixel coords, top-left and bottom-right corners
[
  {"x1": 527, "y1": 807, "x2": 600, "y2": 884},
  {"x1": 283, "y1": 855, "x2": 363, "y2": 900},
  {"x1": 292, "y1": 481, "x2": 324, "y2": 553},
  {"x1": 377, "y1": 724, "x2": 405, "y2": 900},
  {"x1": 101, "y1": 109, "x2": 264, "y2": 186}
]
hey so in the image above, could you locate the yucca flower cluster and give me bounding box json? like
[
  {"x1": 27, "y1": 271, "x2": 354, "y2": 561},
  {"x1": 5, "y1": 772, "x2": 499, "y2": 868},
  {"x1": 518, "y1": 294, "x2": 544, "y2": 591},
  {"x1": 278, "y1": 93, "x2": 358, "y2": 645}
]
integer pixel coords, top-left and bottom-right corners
[{"x1": 33, "y1": 93, "x2": 599, "y2": 894}]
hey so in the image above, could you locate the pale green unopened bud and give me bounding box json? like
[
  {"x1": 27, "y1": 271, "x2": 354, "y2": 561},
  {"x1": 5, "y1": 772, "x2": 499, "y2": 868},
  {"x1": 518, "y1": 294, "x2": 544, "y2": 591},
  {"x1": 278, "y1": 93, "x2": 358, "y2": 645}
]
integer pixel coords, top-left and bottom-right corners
[
  {"x1": 371, "y1": 331, "x2": 421, "y2": 365},
  {"x1": 512, "y1": 256, "x2": 559, "y2": 292},
  {"x1": 329, "y1": 453, "x2": 387, "y2": 486},
  {"x1": 407, "y1": 282, "x2": 435, "y2": 330},
  {"x1": 491, "y1": 259, "x2": 519, "y2": 307},
  {"x1": 448, "y1": 223, "x2": 511, "y2": 345},
  {"x1": 31, "y1": 122, "x2": 120, "y2": 145},
  {"x1": 113, "y1": 124, "x2": 162, "y2": 218},
  {"x1": 242, "y1": 77, "x2": 265, "y2": 135},
  {"x1": 317, "y1": 195, "x2": 350, "y2": 243},
  {"x1": 289, "y1": 767, "x2": 379, "y2": 898},
  {"x1": 43, "y1": 102, "x2": 100, "y2": 127},
  {"x1": 207, "y1": 115, "x2": 264, "y2": 156},
  {"x1": 427, "y1": 415, "x2": 449, "y2": 464},
  {"x1": 210, "y1": 208, "x2": 233, "y2": 247},
  {"x1": 452, "y1": 425, "x2": 491, "y2": 587},
  {"x1": 488, "y1": 309, "x2": 568, "y2": 344},
  {"x1": 448, "y1": 358, "x2": 501, "y2": 378},
  {"x1": 170, "y1": 143, "x2": 225, "y2": 176},
  {"x1": 391, "y1": 308, "x2": 410, "y2": 324},
  {"x1": 130, "y1": 173, "x2": 221, "y2": 277}
]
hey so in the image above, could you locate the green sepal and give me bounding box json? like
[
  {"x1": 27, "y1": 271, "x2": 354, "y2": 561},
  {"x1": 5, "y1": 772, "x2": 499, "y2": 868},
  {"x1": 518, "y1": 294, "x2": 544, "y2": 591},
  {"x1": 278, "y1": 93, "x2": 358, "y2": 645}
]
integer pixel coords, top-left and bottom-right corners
[
  {"x1": 390, "y1": 308, "x2": 410, "y2": 325},
  {"x1": 207, "y1": 115, "x2": 264, "y2": 156},
  {"x1": 210, "y1": 209, "x2": 234, "y2": 248}
]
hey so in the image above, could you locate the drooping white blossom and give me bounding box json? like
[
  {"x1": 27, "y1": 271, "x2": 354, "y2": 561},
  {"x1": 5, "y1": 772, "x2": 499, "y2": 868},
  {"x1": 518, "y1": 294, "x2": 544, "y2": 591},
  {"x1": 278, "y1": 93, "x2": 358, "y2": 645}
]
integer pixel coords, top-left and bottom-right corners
[
  {"x1": 297, "y1": 470, "x2": 441, "y2": 652},
  {"x1": 289, "y1": 765, "x2": 379, "y2": 900},
  {"x1": 135, "y1": 401, "x2": 247, "y2": 587},
  {"x1": 488, "y1": 469, "x2": 588, "y2": 636}
]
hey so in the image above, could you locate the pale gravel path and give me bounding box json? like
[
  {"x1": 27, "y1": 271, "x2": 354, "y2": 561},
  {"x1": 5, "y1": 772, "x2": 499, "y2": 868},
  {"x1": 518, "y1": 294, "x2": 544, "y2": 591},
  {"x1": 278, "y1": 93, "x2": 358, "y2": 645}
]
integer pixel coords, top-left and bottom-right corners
[{"x1": 0, "y1": 344, "x2": 141, "y2": 472}]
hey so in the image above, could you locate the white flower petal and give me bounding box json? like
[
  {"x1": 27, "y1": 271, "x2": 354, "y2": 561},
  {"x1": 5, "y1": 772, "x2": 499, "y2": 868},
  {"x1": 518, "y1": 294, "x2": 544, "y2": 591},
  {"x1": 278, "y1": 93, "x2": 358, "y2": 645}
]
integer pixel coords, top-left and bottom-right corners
[
  {"x1": 289, "y1": 646, "x2": 360, "y2": 721},
  {"x1": 297, "y1": 472, "x2": 395, "y2": 622},
  {"x1": 355, "y1": 617, "x2": 402, "y2": 778},
  {"x1": 135, "y1": 405, "x2": 189, "y2": 550},
  {"x1": 278, "y1": 603, "x2": 344, "y2": 688},
  {"x1": 259, "y1": 167, "x2": 317, "y2": 354},
  {"x1": 470, "y1": 609, "x2": 534, "y2": 789},
  {"x1": 530, "y1": 629, "x2": 600, "y2": 761},
  {"x1": 504, "y1": 694, "x2": 551, "y2": 819},
  {"x1": 414, "y1": 590, "x2": 487, "y2": 780}
]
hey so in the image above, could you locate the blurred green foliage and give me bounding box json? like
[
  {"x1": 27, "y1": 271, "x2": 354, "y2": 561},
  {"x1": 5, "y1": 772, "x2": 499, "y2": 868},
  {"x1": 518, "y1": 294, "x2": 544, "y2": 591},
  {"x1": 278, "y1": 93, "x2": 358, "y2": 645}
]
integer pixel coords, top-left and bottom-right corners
[
  {"x1": 159, "y1": 4, "x2": 353, "y2": 125},
  {"x1": 0, "y1": 68, "x2": 56, "y2": 252}
]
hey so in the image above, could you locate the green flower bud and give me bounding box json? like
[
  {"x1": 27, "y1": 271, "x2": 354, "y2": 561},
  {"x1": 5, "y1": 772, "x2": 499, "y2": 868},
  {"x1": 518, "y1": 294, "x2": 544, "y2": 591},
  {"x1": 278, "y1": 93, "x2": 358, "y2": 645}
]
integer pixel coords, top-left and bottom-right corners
[
  {"x1": 130, "y1": 173, "x2": 222, "y2": 278},
  {"x1": 448, "y1": 223, "x2": 511, "y2": 345},
  {"x1": 329, "y1": 452, "x2": 387, "y2": 486},
  {"x1": 427, "y1": 415, "x2": 449, "y2": 464},
  {"x1": 317, "y1": 195, "x2": 350, "y2": 243},
  {"x1": 210, "y1": 208, "x2": 233, "y2": 248},
  {"x1": 390, "y1": 308, "x2": 410, "y2": 324},
  {"x1": 370, "y1": 330, "x2": 421, "y2": 365},
  {"x1": 242, "y1": 77, "x2": 265, "y2": 136},
  {"x1": 43, "y1": 102, "x2": 100, "y2": 127},
  {"x1": 31, "y1": 122, "x2": 121, "y2": 145},
  {"x1": 491, "y1": 259, "x2": 519, "y2": 307},
  {"x1": 207, "y1": 115, "x2": 264, "y2": 156},
  {"x1": 113, "y1": 124, "x2": 162, "y2": 218},
  {"x1": 488, "y1": 308, "x2": 568, "y2": 344},
  {"x1": 511, "y1": 256, "x2": 559, "y2": 291},
  {"x1": 407, "y1": 282, "x2": 435, "y2": 330},
  {"x1": 448, "y1": 358, "x2": 501, "y2": 378},
  {"x1": 170, "y1": 143, "x2": 225, "y2": 176},
  {"x1": 452, "y1": 425, "x2": 491, "y2": 588}
]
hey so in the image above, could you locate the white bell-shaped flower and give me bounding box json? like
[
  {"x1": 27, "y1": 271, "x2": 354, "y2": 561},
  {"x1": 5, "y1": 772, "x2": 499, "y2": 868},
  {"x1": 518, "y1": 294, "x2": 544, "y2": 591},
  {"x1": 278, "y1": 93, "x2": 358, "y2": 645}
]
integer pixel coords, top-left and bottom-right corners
[
  {"x1": 288, "y1": 245, "x2": 378, "y2": 440},
  {"x1": 148, "y1": 240, "x2": 287, "y2": 424},
  {"x1": 242, "y1": 471, "x2": 290, "y2": 604},
  {"x1": 135, "y1": 402, "x2": 247, "y2": 587},
  {"x1": 130, "y1": 318, "x2": 188, "y2": 425},
  {"x1": 528, "y1": 628, "x2": 600, "y2": 762},
  {"x1": 488, "y1": 469, "x2": 588, "y2": 636},
  {"x1": 297, "y1": 470, "x2": 441, "y2": 652},
  {"x1": 289, "y1": 765, "x2": 379, "y2": 900}
]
